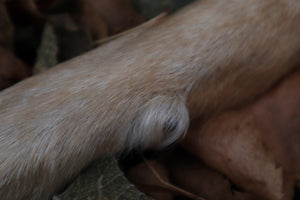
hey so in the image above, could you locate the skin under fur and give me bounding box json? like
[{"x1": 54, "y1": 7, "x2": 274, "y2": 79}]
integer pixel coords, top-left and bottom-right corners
[{"x1": 0, "y1": 0, "x2": 300, "y2": 199}]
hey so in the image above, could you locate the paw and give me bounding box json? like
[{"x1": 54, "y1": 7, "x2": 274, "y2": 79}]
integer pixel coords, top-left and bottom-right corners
[{"x1": 125, "y1": 95, "x2": 190, "y2": 150}]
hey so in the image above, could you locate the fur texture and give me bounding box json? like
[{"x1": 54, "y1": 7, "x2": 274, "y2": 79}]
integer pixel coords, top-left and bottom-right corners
[{"x1": 0, "y1": 0, "x2": 300, "y2": 199}]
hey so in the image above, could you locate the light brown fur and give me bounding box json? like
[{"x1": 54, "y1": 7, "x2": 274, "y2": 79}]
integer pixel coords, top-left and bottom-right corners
[{"x1": 0, "y1": 0, "x2": 300, "y2": 199}]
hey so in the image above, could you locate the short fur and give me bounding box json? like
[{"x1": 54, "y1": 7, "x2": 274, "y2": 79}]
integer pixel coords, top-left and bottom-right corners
[{"x1": 0, "y1": 0, "x2": 300, "y2": 199}]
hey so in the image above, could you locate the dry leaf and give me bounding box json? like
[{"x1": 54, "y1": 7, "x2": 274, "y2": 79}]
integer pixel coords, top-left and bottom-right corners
[
  {"x1": 183, "y1": 69, "x2": 300, "y2": 200},
  {"x1": 5, "y1": 0, "x2": 44, "y2": 25},
  {"x1": 0, "y1": 2, "x2": 31, "y2": 90},
  {"x1": 54, "y1": 156, "x2": 150, "y2": 200},
  {"x1": 35, "y1": 0, "x2": 61, "y2": 13},
  {"x1": 72, "y1": 0, "x2": 143, "y2": 40},
  {"x1": 0, "y1": 47, "x2": 31, "y2": 90},
  {"x1": 126, "y1": 159, "x2": 174, "y2": 200},
  {"x1": 165, "y1": 148, "x2": 234, "y2": 200},
  {"x1": 47, "y1": 14, "x2": 92, "y2": 62},
  {"x1": 0, "y1": 2, "x2": 14, "y2": 50}
]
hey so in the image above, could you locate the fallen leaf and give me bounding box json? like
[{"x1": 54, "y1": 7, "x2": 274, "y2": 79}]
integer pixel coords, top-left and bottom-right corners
[
  {"x1": 0, "y1": 2, "x2": 14, "y2": 50},
  {"x1": 33, "y1": 22, "x2": 58, "y2": 74},
  {"x1": 5, "y1": 0, "x2": 44, "y2": 25},
  {"x1": 54, "y1": 156, "x2": 150, "y2": 200},
  {"x1": 183, "y1": 69, "x2": 300, "y2": 200},
  {"x1": 0, "y1": 2, "x2": 31, "y2": 90},
  {"x1": 35, "y1": 0, "x2": 61, "y2": 13},
  {"x1": 0, "y1": 47, "x2": 31, "y2": 90},
  {"x1": 47, "y1": 14, "x2": 92, "y2": 62},
  {"x1": 165, "y1": 147, "x2": 234, "y2": 200},
  {"x1": 71, "y1": 0, "x2": 143, "y2": 40},
  {"x1": 5, "y1": 0, "x2": 45, "y2": 65},
  {"x1": 126, "y1": 159, "x2": 174, "y2": 200},
  {"x1": 133, "y1": 0, "x2": 194, "y2": 19}
]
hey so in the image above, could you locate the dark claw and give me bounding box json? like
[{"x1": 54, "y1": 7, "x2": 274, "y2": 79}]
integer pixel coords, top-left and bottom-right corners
[{"x1": 163, "y1": 119, "x2": 178, "y2": 135}]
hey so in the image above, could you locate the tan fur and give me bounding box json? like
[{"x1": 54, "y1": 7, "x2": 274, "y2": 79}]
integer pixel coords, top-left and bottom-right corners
[{"x1": 0, "y1": 0, "x2": 300, "y2": 199}]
